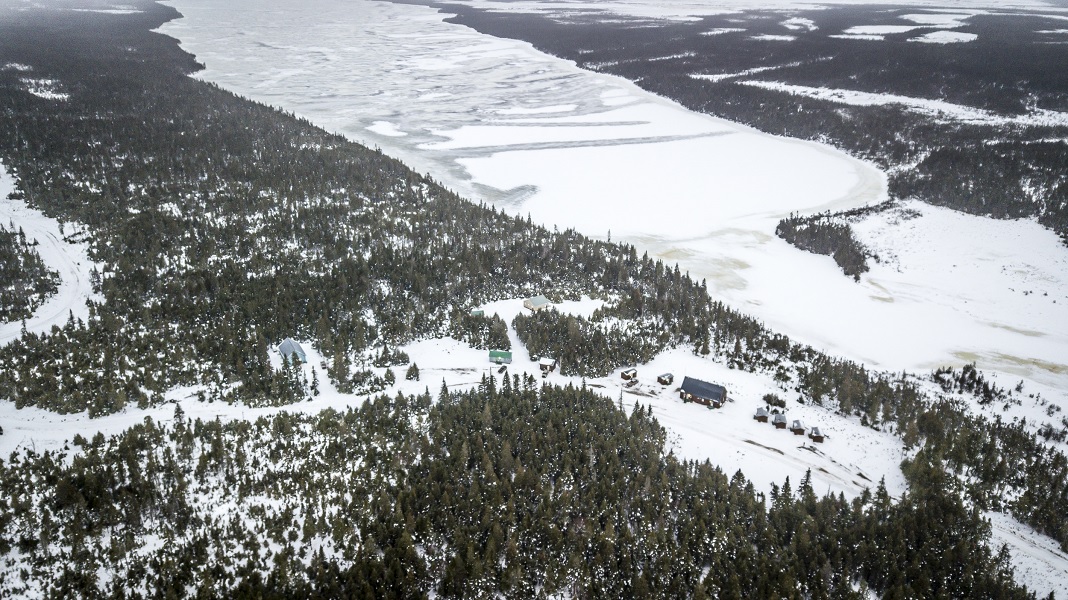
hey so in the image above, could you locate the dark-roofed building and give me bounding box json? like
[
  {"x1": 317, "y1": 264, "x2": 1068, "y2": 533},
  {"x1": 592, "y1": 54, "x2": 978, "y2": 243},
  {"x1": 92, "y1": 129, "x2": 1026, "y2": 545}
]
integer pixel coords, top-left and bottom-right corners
[
  {"x1": 278, "y1": 338, "x2": 307, "y2": 363},
  {"x1": 754, "y1": 407, "x2": 769, "y2": 423},
  {"x1": 772, "y1": 413, "x2": 788, "y2": 429},
  {"x1": 679, "y1": 376, "x2": 727, "y2": 408}
]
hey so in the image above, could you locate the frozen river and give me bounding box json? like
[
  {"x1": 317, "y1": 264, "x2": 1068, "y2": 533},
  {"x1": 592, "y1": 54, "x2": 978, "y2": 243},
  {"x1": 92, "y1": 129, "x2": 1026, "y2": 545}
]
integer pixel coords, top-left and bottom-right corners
[{"x1": 158, "y1": 0, "x2": 1068, "y2": 394}]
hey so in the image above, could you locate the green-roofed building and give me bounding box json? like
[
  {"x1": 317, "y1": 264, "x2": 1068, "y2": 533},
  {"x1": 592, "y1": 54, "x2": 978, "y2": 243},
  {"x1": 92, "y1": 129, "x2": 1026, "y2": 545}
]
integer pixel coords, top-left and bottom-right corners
[
  {"x1": 489, "y1": 349, "x2": 512, "y2": 364},
  {"x1": 523, "y1": 295, "x2": 552, "y2": 311}
]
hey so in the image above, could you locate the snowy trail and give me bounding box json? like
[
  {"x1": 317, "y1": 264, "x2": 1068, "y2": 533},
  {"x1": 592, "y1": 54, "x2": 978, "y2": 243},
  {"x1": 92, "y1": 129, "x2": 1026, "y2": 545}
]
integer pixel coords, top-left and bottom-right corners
[
  {"x1": 987, "y1": 511, "x2": 1068, "y2": 599},
  {"x1": 0, "y1": 162, "x2": 98, "y2": 344}
]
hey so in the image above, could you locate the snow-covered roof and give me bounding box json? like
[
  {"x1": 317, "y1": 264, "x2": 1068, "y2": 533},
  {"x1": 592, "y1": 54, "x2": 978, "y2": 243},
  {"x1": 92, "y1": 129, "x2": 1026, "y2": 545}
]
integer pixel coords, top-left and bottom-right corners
[
  {"x1": 278, "y1": 338, "x2": 306, "y2": 362},
  {"x1": 525, "y1": 295, "x2": 551, "y2": 307}
]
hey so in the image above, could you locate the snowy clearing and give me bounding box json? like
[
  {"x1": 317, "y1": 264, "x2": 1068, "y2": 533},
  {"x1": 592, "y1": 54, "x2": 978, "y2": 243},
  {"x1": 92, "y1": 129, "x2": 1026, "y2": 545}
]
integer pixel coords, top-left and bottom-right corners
[
  {"x1": 910, "y1": 30, "x2": 978, "y2": 43},
  {"x1": 740, "y1": 80, "x2": 1068, "y2": 127},
  {"x1": 0, "y1": 162, "x2": 101, "y2": 344}
]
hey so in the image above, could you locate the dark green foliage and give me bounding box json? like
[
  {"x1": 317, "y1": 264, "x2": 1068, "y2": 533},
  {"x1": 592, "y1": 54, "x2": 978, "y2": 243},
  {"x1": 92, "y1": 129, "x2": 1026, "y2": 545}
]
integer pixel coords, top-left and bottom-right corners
[
  {"x1": 0, "y1": 222, "x2": 59, "y2": 322},
  {"x1": 512, "y1": 309, "x2": 665, "y2": 377},
  {"x1": 449, "y1": 310, "x2": 511, "y2": 351},
  {"x1": 775, "y1": 213, "x2": 870, "y2": 281},
  {"x1": 0, "y1": 384, "x2": 1037, "y2": 598}
]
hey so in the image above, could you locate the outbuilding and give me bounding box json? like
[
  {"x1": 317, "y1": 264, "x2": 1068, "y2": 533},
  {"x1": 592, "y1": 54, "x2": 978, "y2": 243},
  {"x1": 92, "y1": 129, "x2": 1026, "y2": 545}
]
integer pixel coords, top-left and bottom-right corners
[
  {"x1": 657, "y1": 373, "x2": 674, "y2": 386},
  {"x1": 679, "y1": 376, "x2": 727, "y2": 408},
  {"x1": 621, "y1": 368, "x2": 637, "y2": 381},
  {"x1": 278, "y1": 338, "x2": 307, "y2": 363},
  {"x1": 808, "y1": 427, "x2": 825, "y2": 443},
  {"x1": 523, "y1": 295, "x2": 553, "y2": 311},
  {"x1": 790, "y1": 420, "x2": 806, "y2": 435},
  {"x1": 754, "y1": 407, "x2": 770, "y2": 423},
  {"x1": 489, "y1": 349, "x2": 512, "y2": 364},
  {"x1": 772, "y1": 413, "x2": 788, "y2": 429},
  {"x1": 539, "y1": 357, "x2": 557, "y2": 372}
]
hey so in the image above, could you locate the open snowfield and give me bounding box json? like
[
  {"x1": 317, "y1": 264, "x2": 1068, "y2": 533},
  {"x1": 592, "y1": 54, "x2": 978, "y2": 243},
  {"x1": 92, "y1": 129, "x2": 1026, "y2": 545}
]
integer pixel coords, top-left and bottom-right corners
[{"x1": 0, "y1": 161, "x2": 100, "y2": 344}]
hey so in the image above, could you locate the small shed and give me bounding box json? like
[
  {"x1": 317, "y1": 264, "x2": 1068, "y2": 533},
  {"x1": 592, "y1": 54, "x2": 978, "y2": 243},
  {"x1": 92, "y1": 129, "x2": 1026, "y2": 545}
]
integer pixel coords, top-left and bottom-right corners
[
  {"x1": 657, "y1": 373, "x2": 674, "y2": 386},
  {"x1": 790, "y1": 419, "x2": 806, "y2": 435},
  {"x1": 754, "y1": 407, "x2": 769, "y2": 423},
  {"x1": 808, "y1": 427, "x2": 825, "y2": 443},
  {"x1": 489, "y1": 349, "x2": 512, "y2": 364},
  {"x1": 679, "y1": 376, "x2": 727, "y2": 408},
  {"x1": 278, "y1": 338, "x2": 307, "y2": 363},
  {"x1": 772, "y1": 413, "x2": 788, "y2": 429},
  {"x1": 539, "y1": 357, "x2": 557, "y2": 372},
  {"x1": 621, "y1": 368, "x2": 638, "y2": 380},
  {"x1": 523, "y1": 295, "x2": 552, "y2": 311}
]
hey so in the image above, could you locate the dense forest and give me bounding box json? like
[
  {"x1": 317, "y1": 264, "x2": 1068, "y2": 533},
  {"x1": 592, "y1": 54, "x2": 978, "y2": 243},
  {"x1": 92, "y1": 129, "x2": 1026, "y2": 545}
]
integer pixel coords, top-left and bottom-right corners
[
  {"x1": 435, "y1": 4, "x2": 1068, "y2": 263},
  {"x1": 0, "y1": 0, "x2": 1065, "y2": 594},
  {"x1": 0, "y1": 384, "x2": 1038, "y2": 598},
  {"x1": 0, "y1": 222, "x2": 58, "y2": 322}
]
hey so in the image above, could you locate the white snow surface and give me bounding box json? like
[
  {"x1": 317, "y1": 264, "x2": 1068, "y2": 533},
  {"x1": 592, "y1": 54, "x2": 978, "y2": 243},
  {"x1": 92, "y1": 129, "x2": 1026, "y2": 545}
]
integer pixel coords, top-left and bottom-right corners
[
  {"x1": 910, "y1": 29, "x2": 979, "y2": 42},
  {"x1": 156, "y1": 0, "x2": 1068, "y2": 429},
  {"x1": 0, "y1": 161, "x2": 100, "y2": 344},
  {"x1": 411, "y1": 0, "x2": 1067, "y2": 21},
  {"x1": 987, "y1": 510, "x2": 1068, "y2": 600},
  {"x1": 741, "y1": 80, "x2": 1068, "y2": 127}
]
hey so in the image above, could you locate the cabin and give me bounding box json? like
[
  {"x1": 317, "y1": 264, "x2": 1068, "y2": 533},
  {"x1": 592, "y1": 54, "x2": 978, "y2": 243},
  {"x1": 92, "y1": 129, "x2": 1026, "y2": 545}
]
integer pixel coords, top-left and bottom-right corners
[
  {"x1": 753, "y1": 407, "x2": 769, "y2": 423},
  {"x1": 790, "y1": 420, "x2": 806, "y2": 435},
  {"x1": 539, "y1": 357, "x2": 557, "y2": 372},
  {"x1": 808, "y1": 427, "x2": 825, "y2": 443},
  {"x1": 469, "y1": 308, "x2": 485, "y2": 317},
  {"x1": 278, "y1": 338, "x2": 307, "y2": 363},
  {"x1": 657, "y1": 373, "x2": 674, "y2": 386},
  {"x1": 772, "y1": 413, "x2": 788, "y2": 429},
  {"x1": 621, "y1": 368, "x2": 637, "y2": 380},
  {"x1": 679, "y1": 376, "x2": 727, "y2": 408},
  {"x1": 523, "y1": 295, "x2": 552, "y2": 311},
  {"x1": 489, "y1": 349, "x2": 512, "y2": 364}
]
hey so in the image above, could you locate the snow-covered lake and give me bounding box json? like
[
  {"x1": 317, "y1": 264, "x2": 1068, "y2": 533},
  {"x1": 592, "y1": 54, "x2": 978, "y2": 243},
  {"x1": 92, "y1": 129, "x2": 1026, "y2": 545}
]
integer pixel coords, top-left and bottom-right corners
[{"x1": 156, "y1": 0, "x2": 1068, "y2": 397}]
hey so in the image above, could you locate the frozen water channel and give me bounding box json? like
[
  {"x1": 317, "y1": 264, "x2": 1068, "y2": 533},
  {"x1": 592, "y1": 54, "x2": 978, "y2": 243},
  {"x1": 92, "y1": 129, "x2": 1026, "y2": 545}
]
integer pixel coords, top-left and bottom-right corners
[{"x1": 158, "y1": 0, "x2": 1068, "y2": 393}]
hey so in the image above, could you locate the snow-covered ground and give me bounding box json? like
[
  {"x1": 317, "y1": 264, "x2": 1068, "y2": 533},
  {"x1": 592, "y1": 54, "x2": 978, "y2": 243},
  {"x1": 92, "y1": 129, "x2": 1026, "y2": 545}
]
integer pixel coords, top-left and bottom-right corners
[
  {"x1": 156, "y1": 0, "x2": 1068, "y2": 399},
  {"x1": 1, "y1": 294, "x2": 1061, "y2": 596},
  {"x1": 987, "y1": 511, "x2": 1068, "y2": 600},
  {"x1": 741, "y1": 80, "x2": 1068, "y2": 127},
  {"x1": 0, "y1": 161, "x2": 100, "y2": 344},
  {"x1": 148, "y1": 3, "x2": 1068, "y2": 588}
]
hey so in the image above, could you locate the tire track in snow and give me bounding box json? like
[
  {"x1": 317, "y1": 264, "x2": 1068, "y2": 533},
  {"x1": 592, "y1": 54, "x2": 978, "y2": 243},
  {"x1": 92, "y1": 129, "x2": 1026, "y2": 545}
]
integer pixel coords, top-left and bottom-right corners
[{"x1": 0, "y1": 162, "x2": 99, "y2": 345}]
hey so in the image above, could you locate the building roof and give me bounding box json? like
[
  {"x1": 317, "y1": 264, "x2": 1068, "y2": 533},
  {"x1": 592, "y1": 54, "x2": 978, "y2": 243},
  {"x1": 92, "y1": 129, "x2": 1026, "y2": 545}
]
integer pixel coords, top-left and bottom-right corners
[
  {"x1": 754, "y1": 407, "x2": 770, "y2": 417},
  {"x1": 525, "y1": 295, "x2": 551, "y2": 307},
  {"x1": 809, "y1": 427, "x2": 823, "y2": 436},
  {"x1": 539, "y1": 357, "x2": 556, "y2": 366},
  {"x1": 278, "y1": 338, "x2": 306, "y2": 361},
  {"x1": 791, "y1": 420, "x2": 805, "y2": 430},
  {"x1": 658, "y1": 373, "x2": 673, "y2": 379},
  {"x1": 489, "y1": 350, "x2": 512, "y2": 358},
  {"x1": 679, "y1": 376, "x2": 726, "y2": 402},
  {"x1": 772, "y1": 413, "x2": 788, "y2": 424}
]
